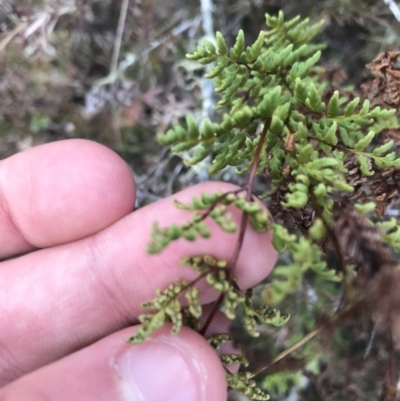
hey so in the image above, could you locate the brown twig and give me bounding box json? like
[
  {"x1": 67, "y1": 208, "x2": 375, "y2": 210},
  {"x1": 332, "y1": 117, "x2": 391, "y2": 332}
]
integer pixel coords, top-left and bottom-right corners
[{"x1": 250, "y1": 328, "x2": 320, "y2": 378}]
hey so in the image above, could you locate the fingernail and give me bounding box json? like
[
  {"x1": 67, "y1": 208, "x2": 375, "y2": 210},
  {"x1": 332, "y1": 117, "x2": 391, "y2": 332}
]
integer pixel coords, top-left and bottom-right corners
[{"x1": 115, "y1": 336, "x2": 204, "y2": 401}]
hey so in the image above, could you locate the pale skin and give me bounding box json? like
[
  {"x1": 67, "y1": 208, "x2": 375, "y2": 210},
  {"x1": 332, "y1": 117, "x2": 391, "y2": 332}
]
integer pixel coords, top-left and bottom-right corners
[{"x1": 0, "y1": 139, "x2": 277, "y2": 401}]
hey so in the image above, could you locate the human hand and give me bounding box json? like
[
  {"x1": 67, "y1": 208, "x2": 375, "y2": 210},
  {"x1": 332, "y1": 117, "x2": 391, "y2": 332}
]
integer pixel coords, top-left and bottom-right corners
[{"x1": 0, "y1": 139, "x2": 277, "y2": 401}]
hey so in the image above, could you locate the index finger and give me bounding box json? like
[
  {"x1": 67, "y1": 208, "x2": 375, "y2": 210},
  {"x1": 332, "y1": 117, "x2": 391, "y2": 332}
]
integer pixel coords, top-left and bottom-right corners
[
  {"x1": 0, "y1": 139, "x2": 136, "y2": 259},
  {"x1": 0, "y1": 182, "x2": 277, "y2": 385}
]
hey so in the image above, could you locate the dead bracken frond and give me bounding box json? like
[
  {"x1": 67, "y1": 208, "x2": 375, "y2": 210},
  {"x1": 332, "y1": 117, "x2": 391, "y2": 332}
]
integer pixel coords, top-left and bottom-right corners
[
  {"x1": 361, "y1": 51, "x2": 400, "y2": 113},
  {"x1": 331, "y1": 203, "x2": 397, "y2": 282}
]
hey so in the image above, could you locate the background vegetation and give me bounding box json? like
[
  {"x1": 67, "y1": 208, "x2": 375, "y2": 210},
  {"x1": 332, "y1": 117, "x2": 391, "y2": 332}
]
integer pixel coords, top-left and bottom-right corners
[{"x1": 2, "y1": 1, "x2": 400, "y2": 400}]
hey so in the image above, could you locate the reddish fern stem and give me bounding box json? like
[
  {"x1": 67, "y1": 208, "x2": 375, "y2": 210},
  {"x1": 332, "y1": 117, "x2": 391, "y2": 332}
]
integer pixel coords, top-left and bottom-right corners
[{"x1": 199, "y1": 118, "x2": 272, "y2": 336}]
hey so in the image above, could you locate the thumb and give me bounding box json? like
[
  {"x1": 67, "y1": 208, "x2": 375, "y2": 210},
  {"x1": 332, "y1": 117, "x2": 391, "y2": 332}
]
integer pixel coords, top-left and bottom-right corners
[
  {"x1": 2, "y1": 325, "x2": 227, "y2": 401},
  {"x1": 116, "y1": 325, "x2": 227, "y2": 401}
]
